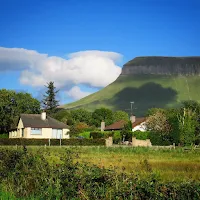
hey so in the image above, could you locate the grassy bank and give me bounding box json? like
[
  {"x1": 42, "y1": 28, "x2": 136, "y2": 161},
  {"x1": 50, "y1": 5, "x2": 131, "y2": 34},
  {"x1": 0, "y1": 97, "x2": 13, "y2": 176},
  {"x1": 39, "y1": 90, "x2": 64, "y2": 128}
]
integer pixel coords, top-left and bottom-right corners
[{"x1": 64, "y1": 75, "x2": 200, "y2": 115}]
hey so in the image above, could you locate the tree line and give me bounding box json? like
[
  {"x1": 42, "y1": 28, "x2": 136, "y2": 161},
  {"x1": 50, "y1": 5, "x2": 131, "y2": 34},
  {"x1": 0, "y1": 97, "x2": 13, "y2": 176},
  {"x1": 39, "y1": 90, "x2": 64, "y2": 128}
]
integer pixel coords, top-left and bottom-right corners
[{"x1": 1, "y1": 81, "x2": 200, "y2": 146}]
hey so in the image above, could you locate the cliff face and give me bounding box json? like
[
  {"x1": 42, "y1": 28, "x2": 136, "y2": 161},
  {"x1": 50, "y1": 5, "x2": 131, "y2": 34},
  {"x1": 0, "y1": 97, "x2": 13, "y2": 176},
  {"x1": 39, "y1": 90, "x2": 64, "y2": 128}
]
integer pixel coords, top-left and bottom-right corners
[{"x1": 121, "y1": 56, "x2": 200, "y2": 75}]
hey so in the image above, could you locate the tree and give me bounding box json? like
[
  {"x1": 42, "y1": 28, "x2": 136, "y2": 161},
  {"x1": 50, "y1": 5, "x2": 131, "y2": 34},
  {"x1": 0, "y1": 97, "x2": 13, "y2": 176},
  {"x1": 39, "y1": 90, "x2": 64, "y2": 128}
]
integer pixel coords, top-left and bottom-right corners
[
  {"x1": 70, "y1": 109, "x2": 92, "y2": 125},
  {"x1": 178, "y1": 108, "x2": 197, "y2": 145},
  {"x1": 146, "y1": 110, "x2": 171, "y2": 136},
  {"x1": 120, "y1": 121, "x2": 133, "y2": 141},
  {"x1": 113, "y1": 110, "x2": 129, "y2": 122},
  {"x1": 42, "y1": 82, "x2": 59, "y2": 114},
  {"x1": 92, "y1": 108, "x2": 113, "y2": 127},
  {"x1": 51, "y1": 109, "x2": 72, "y2": 125},
  {"x1": 0, "y1": 89, "x2": 40, "y2": 133}
]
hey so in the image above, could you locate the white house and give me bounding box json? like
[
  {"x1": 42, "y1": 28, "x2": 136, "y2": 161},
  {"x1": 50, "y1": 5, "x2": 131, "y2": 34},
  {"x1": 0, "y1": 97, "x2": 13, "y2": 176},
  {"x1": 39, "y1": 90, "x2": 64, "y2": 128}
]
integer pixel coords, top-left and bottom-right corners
[
  {"x1": 131, "y1": 117, "x2": 147, "y2": 132},
  {"x1": 9, "y1": 112, "x2": 70, "y2": 139},
  {"x1": 104, "y1": 115, "x2": 147, "y2": 132}
]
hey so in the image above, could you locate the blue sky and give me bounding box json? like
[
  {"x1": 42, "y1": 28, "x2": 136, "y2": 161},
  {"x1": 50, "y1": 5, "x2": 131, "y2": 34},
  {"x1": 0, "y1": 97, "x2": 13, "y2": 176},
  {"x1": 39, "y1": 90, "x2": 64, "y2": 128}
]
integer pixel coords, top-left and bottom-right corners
[{"x1": 0, "y1": 0, "x2": 199, "y2": 104}]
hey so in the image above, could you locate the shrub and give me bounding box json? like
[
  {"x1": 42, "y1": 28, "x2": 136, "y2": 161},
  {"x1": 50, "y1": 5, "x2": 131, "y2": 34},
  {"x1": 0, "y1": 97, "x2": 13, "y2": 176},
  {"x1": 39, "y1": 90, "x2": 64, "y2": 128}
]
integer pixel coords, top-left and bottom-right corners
[
  {"x1": 132, "y1": 131, "x2": 149, "y2": 140},
  {"x1": 103, "y1": 131, "x2": 114, "y2": 138},
  {"x1": 78, "y1": 131, "x2": 90, "y2": 139},
  {"x1": 0, "y1": 133, "x2": 9, "y2": 138},
  {"x1": 148, "y1": 132, "x2": 171, "y2": 146},
  {"x1": 0, "y1": 149, "x2": 200, "y2": 199},
  {"x1": 120, "y1": 131, "x2": 133, "y2": 141},
  {"x1": 113, "y1": 131, "x2": 122, "y2": 144},
  {"x1": 90, "y1": 131, "x2": 104, "y2": 139}
]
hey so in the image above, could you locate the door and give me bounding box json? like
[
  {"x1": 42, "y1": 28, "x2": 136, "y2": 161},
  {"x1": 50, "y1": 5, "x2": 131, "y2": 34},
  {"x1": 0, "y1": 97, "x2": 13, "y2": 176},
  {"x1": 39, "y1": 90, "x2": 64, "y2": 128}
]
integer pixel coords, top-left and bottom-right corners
[
  {"x1": 52, "y1": 129, "x2": 63, "y2": 139},
  {"x1": 58, "y1": 129, "x2": 63, "y2": 139}
]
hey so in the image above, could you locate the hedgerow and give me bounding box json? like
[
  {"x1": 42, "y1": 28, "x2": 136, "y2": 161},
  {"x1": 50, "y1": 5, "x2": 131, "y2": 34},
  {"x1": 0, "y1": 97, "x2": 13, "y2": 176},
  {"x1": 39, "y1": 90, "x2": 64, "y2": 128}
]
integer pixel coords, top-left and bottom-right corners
[{"x1": 0, "y1": 138, "x2": 105, "y2": 146}]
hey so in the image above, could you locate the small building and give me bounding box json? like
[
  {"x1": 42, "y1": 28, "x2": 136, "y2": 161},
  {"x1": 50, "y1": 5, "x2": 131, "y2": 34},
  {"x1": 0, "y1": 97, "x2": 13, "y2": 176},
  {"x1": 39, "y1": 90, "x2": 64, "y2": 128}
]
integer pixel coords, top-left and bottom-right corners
[
  {"x1": 131, "y1": 117, "x2": 146, "y2": 132},
  {"x1": 9, "y1": 112, "x2": 70, "y2": 139},
  {"x1": 104, "y1": 115, "x2": 146, "y2": 132}
]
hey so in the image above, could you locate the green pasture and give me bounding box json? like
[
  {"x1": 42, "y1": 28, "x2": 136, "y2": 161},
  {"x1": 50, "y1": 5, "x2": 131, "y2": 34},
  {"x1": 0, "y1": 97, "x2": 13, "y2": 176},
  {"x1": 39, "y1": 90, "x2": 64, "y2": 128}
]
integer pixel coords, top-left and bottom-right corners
[{"x1": 64, "y1": 75, "x2": 200, "y2": 115}]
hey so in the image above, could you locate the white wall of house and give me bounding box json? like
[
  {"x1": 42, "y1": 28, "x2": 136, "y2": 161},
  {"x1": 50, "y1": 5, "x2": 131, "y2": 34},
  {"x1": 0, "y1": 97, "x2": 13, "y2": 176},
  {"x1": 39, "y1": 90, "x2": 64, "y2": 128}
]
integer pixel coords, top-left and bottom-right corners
[
  {"x1": 63, "y1": 128, "x2": 70, "y2": 139},
  {"x1": 9, "y1": 127, "x2": 70, "y2": 139},
  {"x1": 132, "y1": 122, "x2": 147, "y2": 132},
  {"x1": 9, "y1": 117, "x2": 70, "y2": 139}
]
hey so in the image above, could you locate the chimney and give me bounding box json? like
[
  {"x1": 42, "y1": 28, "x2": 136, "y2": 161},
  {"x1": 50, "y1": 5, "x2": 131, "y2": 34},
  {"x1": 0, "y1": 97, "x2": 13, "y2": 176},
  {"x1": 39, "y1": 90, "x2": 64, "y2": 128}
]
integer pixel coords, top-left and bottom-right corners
[
  {"x1": 41, "y1": 112, "x2": 47, "y2": 120},
  {"x1": 130, "y1": 115, "x2": 136, "y2": 123},
  {"x1": 101, "y1": 121, "x2": 105, "y2": 131}
]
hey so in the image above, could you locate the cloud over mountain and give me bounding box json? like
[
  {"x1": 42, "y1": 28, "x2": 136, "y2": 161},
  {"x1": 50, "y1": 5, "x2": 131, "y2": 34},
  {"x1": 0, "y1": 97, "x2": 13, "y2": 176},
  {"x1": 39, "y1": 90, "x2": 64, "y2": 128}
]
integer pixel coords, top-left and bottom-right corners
[
  {"x1": 67, "y1": 86, "x2": 91, "y2": 100},
  {"x1": 0, "y1": 47, "x2": 122, "y2": 100}
]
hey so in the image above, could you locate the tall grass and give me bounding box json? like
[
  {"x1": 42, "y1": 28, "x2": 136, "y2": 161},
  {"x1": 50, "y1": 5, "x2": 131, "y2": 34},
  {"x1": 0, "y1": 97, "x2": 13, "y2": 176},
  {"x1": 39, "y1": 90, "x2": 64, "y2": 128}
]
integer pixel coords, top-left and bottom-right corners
[{"x1": 0, "y1": 147, "x2": 200, "y2": 199}]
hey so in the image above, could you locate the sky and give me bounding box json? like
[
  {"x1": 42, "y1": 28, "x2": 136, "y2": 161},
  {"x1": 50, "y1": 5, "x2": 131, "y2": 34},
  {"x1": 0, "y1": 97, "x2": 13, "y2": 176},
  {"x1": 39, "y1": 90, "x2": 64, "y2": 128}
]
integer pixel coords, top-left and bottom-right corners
[{"x1": 0, "y1": 0, "x2": 199, "y2": 104}]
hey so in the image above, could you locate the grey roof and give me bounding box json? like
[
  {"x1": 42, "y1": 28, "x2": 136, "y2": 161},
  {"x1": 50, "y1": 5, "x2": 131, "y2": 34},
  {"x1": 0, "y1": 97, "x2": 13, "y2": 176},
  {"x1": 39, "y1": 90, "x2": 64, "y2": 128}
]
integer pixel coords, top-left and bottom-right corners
[{"x1": 20, "y1": 114, "x2": 69, "y2": 129}]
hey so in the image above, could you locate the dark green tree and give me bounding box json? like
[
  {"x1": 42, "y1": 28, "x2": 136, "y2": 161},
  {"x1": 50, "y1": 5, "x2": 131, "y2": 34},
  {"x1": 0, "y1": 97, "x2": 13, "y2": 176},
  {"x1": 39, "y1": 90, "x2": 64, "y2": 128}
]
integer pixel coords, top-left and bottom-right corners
[
  {"x1": 113, "y1": 110, "x2": 129, "y2": 122},
  {"x1": 92, "y1": 108, "x2": 113, "y2": 127},
  {"x1": 0, "y1": 89, "x2": 40, "y2": 133},
  {"x1": 51, "y1": 109, "x2": 73, "y2": 125},
  {"x1": 70, "y1": 109, "x2": 92, "y2": 125},
  {"x1": 42, "y1": 82, "x2": 59, "y2": 114}
]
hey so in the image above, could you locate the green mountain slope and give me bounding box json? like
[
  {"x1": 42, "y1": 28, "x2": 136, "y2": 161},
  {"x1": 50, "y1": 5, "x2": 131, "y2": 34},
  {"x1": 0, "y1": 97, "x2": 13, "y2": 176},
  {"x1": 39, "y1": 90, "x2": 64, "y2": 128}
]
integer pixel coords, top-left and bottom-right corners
[
  {"x1": 63, "y1": 74, "x2": 200, "y2": 116},
  {"x1": 63, "y1": 57, "x2": 200, "y2": 116}
]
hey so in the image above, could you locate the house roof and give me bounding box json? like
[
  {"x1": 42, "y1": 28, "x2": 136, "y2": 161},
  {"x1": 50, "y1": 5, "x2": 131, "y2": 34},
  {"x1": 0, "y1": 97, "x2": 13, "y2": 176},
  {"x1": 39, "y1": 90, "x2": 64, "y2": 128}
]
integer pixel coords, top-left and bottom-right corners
[
  {"x1": 104, "y1": 118, "x2": 146, "y2": 131},
  {"x1": 20, "y1": 114, "x2": 69, "y2": 129},
  {"x1": 132, "y1": 117, "x2": 146, "y2": 128},
  {"x1": 104, "y1": 120, "x2": 127, "y2": 130}
]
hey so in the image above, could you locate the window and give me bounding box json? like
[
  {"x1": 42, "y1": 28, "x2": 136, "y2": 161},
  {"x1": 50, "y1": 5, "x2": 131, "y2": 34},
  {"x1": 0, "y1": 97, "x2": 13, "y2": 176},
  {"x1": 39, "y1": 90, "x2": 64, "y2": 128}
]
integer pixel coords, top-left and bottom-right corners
[{"x1": 31, "y1": 128, "x2": 42, "y2": 135}]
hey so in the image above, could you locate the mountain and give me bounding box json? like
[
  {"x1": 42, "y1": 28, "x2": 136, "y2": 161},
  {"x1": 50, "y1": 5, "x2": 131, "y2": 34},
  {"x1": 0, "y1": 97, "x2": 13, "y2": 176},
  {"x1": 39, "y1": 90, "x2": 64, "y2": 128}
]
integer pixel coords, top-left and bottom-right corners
[{"x1": 63, "y1": 56, "x2": 200, "y2": 116}]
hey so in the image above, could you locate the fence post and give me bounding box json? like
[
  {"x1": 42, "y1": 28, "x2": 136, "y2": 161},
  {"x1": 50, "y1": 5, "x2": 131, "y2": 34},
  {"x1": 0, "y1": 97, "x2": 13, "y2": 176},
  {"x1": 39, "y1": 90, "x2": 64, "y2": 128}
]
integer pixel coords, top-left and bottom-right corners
[{"x1": 49, "y1": 138, "x2": 51, "y2": 146}]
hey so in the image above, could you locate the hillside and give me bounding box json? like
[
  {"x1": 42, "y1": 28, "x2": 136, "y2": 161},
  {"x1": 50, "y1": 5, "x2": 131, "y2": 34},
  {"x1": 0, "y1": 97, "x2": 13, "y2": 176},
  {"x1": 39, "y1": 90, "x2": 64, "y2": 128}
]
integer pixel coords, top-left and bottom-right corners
[{"x1": 63, "y1": 56, "x2": 200, "y2": 116}]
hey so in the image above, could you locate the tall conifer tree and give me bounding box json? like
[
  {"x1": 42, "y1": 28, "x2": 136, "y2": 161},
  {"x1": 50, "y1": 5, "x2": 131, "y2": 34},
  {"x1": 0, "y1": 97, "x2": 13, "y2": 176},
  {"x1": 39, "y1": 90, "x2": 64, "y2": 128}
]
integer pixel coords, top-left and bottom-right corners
[{"x1": 42, "y1": 82, "x2": 59, "y2": 113}]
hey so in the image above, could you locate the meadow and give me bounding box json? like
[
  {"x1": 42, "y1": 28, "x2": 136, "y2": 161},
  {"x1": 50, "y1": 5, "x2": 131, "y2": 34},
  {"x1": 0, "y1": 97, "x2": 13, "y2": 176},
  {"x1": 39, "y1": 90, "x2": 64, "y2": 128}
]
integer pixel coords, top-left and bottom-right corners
[{"x1": 1, "y1": 146, "x2": 200, "y2": 199}]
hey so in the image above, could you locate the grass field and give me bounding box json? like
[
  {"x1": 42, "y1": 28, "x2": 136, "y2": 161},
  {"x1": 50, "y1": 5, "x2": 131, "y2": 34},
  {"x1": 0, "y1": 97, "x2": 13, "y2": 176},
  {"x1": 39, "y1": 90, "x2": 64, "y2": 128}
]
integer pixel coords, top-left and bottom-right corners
[
  {"x1": 3, "y1": 146, "x2": 200, "y2": 182},
  {"x1": 1, "y1": 146, "x2": 200, "y2": 199},
  {"x1": 64, "y1": 74, "x2": 200, "y2": 116}
]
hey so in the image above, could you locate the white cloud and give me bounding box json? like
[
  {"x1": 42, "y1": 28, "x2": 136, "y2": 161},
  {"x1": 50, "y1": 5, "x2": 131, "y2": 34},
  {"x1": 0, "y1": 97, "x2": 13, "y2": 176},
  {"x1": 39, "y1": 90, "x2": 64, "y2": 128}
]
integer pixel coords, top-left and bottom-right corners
[
  {"x1": 67, "y1": 86, "x2": 91, "y2": 100},
  {"x1": 0, "y1": 47, "x2": 122, "y2": 100}
]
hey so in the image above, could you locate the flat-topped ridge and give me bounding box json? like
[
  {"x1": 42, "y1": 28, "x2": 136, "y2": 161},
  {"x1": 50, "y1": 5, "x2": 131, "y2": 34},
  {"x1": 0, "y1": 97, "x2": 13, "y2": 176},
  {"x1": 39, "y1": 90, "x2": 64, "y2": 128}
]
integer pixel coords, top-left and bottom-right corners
[{"x1": 122, "y1": 56, "x2": 200, "y2": 75}]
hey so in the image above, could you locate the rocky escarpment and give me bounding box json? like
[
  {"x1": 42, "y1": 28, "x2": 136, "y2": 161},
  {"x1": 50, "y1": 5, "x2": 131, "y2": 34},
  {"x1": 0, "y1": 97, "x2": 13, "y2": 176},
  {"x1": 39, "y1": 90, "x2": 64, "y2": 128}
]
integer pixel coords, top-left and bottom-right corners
[{"x1": 121, "y1": 56, "x2": 200, "y2": 75}]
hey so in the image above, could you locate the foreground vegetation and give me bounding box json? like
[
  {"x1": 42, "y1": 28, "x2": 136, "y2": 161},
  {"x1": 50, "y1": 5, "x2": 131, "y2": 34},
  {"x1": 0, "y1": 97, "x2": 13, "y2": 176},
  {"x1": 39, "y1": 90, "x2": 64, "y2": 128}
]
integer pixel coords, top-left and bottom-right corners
[{"x1": 0, "y1": 146, "x2": 200, "y2": 199}]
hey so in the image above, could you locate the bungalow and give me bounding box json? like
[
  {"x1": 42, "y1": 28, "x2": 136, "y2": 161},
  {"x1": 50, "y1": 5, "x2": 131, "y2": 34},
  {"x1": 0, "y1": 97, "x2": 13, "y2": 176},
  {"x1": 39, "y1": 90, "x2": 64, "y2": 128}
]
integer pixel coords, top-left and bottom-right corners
[
  {"x1": 104, "y1": 115, "x2": 146, "y2": 132},
  {"x1": 9, "y1": 112, "x2": 70, "y2": 139}
]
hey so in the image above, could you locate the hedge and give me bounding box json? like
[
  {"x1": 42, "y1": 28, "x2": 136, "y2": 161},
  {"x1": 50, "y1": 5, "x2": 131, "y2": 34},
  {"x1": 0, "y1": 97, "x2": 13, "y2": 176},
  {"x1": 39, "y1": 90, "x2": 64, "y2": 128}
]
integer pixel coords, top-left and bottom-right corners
[
  {"x1": 0, "y1": 138, "x2": 105, "y2": 146},
  {"x1": 132, "y1": 131, "x2": 149, "y2": 140}
]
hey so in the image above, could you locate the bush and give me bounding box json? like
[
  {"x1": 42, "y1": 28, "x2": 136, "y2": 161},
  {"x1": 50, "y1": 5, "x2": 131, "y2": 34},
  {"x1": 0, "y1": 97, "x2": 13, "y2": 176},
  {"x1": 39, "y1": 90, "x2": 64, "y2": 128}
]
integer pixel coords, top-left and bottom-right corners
[
  {"x1": 132, "y1": 131, "x2": 149, "y2": 140},
  {"x1": 103, "y1": 131, "x2": 114, "y2": 138},
  {"x1": 0, "y1": 133, "x2": 9, "y2": 138},
  {"x1": 0, "y1": 138, "x2": 105, "y2": 146},
  {"x1": 0, "y1": 149, "x2": 200, "y2": 199},
  {"x1": 78, "y1": 131, "x2": 90, "y2": 139},
  {"x1": 120, "y1": 131, "x2": 133, "y2": 141},
  {"x1": 90, "y1": 131, "x2": 104, "y2": 139},
  {"x1": 148, "y1": 132, "x2": 171, "y2": 146},
  {"x1": 113, "y1": 131, "x2": 122, "y2": 144}
]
